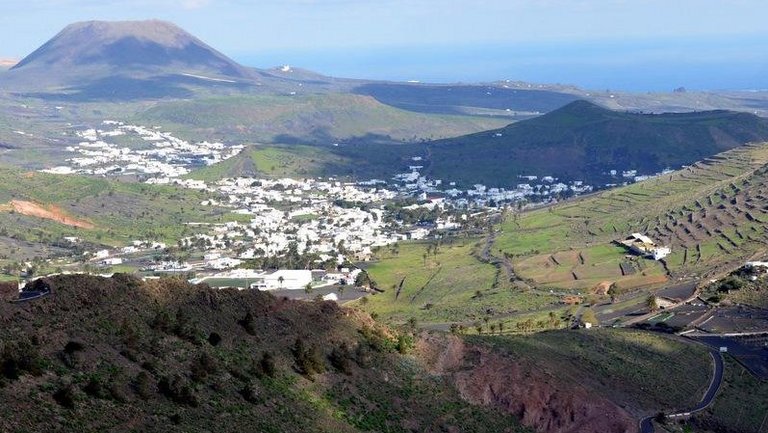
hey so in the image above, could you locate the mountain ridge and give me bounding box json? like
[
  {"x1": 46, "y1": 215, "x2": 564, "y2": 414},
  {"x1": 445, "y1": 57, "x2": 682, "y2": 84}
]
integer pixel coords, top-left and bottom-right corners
[
  {"x1": 11, "y1": 19, "x2": 250, "y2": 78},
  {"x1": 420, "y1": 99, "x2": 768, "y2": 185}
]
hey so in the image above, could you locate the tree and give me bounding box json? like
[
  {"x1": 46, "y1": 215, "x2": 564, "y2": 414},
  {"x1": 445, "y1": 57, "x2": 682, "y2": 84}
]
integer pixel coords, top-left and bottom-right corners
[
  {"x1": 304, "y1": 283, "x2": 313, "y2": 294},
  {"x1": 277, "y1": 275, "x2": 285, "y2": 289},
  {"x1": 646, "y1": 295, "x2": 659, "y2": 312},
  {"x1": 608, "y1": 284, "x2": 618, "y2": 303}
]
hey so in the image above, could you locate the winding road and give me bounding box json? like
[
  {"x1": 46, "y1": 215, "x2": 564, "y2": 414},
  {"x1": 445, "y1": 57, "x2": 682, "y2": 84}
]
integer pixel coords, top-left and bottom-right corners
[{"x1": 639, "y1": 349, "x2": 724, "y2": 433}]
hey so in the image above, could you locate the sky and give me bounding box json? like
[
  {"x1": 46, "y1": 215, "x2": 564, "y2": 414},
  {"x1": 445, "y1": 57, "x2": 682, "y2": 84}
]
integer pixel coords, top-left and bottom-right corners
[{"x1": 1, "y1": 0, "x2": 767, "y2": 90}]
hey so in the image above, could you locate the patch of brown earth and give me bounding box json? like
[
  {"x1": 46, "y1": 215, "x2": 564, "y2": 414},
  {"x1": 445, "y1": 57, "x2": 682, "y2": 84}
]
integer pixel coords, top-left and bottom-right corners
[
  {"x1": 5, "y1": 200, "x2": 94, "y2": 229},
  {"x1": 417, "y1": 334, "x2": 639, "y2": 433}
]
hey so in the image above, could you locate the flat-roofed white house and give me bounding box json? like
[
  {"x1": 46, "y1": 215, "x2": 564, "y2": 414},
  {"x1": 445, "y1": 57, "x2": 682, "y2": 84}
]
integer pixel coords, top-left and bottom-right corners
[
  {"x1": 620, "y1": 233, "x2": 671, "y2": 260},
  {"x1": 251, "y1": 270, "x2": 312, "y2": 290}
]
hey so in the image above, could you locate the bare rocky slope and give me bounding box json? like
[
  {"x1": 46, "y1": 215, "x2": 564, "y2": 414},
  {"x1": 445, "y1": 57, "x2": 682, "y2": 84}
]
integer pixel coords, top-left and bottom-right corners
[{"x1": 417, "y1": 334, "x2": 638, "y2": 433}]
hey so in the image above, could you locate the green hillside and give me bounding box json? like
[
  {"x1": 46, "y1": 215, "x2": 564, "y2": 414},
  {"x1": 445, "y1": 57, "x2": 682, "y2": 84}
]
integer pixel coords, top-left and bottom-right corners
[
  {"x1": 496, "y1": 141, "x2": 768, "y2": 287},
  {"x1": 0, "y1": 167, "x2": 241, "y2": 264},
  {"x1": 359, "y1": 240, "x2": 559, "y2": 325},
  {"x1": 423, "y1": 100, "x2": 768, "y2": 186},
  {"x1": 138, "y1": 94, "x2": 510, "y2": 145},
  {"x1": 359, "y1": 142, "x2": 768, "y2": 329},
  {"x1": 187, "y1": 144, "x2": 369, "y2": 181}
]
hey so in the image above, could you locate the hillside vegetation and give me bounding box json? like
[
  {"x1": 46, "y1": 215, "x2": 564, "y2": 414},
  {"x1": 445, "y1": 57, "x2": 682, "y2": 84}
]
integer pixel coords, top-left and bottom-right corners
[
  {"x1": 187, "y1": 144, "x2": 353, "y2": 181},
  {"x1": 359, "y1": 240, "x2": 560, "y2": 325},
  {"x1": 2, "y1": 274, "x2": 730, "y2": 433},
  {"x1": 0, "y1": 274, "x2": 530, "y2": 433},
  {"x1": 497, "y1": 141, "x2": 768, "y2": 287},
  {"x1": 423, "y1": 100, "x2": 768, "y2": 186},
  {"x1": 138, "y1": 94, "x2": 510, "y2": 145},
  {"x1": 0, "y1": 167, "x2": 239, "y2": 263}
]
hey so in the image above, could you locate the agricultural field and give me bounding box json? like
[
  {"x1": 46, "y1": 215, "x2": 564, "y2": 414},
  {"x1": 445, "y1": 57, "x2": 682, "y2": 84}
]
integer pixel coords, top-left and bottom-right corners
[
  {"x1": 474, "y1": 329, "x2": 712, "y2": 415},
  {"x1": 358, "y1": 240, "x2": 560, "y2": 325},
  {"x1": 514, "y1": 244, "x2": 668, "y2": 291},
  {"x1": 497, "y1": 142, "x2": 768, "y2": 287}
]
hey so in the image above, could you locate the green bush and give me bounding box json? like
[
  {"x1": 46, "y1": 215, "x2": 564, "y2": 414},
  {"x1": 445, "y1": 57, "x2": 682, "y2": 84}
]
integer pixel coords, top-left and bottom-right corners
[{"x1": 292, "y1": 338, "x2": 325, "y2": 377}]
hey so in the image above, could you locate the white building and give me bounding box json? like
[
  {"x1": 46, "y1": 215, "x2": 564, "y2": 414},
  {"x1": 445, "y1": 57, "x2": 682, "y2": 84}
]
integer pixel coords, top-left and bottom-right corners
[
  {"x1": 620, "y1": 233, "x2": 671, "y2": 260},
  {"x1": 252, "y1": 270, "x2": 313, "y2": 290}
]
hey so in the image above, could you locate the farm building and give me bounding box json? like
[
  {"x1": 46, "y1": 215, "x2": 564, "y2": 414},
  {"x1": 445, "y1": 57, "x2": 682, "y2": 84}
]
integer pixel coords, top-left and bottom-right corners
[{"x1": 620, "y1": 233, "x2": 671, "y2": 260}]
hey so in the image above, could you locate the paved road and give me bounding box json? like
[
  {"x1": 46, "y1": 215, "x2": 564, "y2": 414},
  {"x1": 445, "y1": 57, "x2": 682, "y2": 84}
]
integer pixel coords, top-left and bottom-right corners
[{"x1": 639, "y1": 350, "x2": 724, "y2": 433}]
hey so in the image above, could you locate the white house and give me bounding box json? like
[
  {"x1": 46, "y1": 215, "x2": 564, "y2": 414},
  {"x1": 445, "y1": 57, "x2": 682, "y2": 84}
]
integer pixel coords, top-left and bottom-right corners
[
  {"x1": 620, "y1": 233, "x2": 671, "y2": 260},
  {"x1": 251, "y1": 270, "x2": 312, "y2": 290}
]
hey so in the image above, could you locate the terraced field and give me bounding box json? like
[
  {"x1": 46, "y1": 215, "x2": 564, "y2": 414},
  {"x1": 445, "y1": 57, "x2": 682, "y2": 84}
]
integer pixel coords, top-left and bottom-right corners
[
  {"x1": 497, "y1": 142, "x2": 768, "y2": 286},
  {"x1": 514, "y1": 244, "x2": 668, "y2": 291}
]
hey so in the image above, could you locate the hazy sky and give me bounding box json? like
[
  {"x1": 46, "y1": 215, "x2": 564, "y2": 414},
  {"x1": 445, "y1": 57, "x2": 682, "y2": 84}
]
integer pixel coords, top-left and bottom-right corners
[{"x1": 1, "y1": 0, "x2": 767, "y2": 90}]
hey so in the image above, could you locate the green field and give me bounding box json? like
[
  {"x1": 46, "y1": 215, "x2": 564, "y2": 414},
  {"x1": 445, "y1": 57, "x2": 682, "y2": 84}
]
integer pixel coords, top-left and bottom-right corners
[{"x1": 358, "y1": 240, "x2": 559, "y2": 325}]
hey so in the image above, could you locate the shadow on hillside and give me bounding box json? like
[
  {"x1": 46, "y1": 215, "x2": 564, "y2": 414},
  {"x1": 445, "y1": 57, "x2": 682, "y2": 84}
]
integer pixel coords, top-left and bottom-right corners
[
  {"x1": 15, "y1": 74, "x2": 252, "y2": 102},
  {"x1": 353, "y1": 83, "x2": 578, "y2": 116}
]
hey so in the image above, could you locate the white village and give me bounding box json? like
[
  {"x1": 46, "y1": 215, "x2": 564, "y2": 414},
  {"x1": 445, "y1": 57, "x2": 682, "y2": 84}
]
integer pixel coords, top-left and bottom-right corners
[{"x1": 30, "y1": 120, "x2": 678, "y2": 299}]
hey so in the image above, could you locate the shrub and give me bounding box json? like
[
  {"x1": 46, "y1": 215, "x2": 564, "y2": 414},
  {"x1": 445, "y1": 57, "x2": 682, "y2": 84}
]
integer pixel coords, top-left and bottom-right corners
[
  {"x1": 53, "y1": 384, "x2": 79, "y2": 409},
  {"x1": 238, "y1": 311, "x2": 258, "y2": 336},
  {"x1": 208, "y1": 332, "x2": 222, "y2": 346},
  {"x1": 359, "y1": 326, "x2": 396, "y2": 353},
  {"x1": 239, "y1": 381, "x2": 262, "y2": 403},
  {"x1": 717, "y1": 276, "x2": 745, "y2": 292},
  {"x1": 395, "y1": 334, "x2": 414, "y2": 354},
  {"x1": 292, "y1": 338, "x2": 325, "y2": 377},
  {"x1": 253, "y1": 352, "x2": 276, "y2": 378},
  {"x1": 159, "y1": 374, "x2": 199, "y2": 407},
  {"x1": 133, "y1": 372, "x2": 155, "y2": 400},
  {"x1": 83, "y1": 377, "x2": 110, "y2": 399},
  {"x1": 329, "y1": 344, "x2": 353, "y2": 374},
  {"x1": 190, "y1": 352, "x2": 218, "y2": 383},
  {"x1": 1, "y1": 339, "x2": 46, "y2": 380},
  {"x1": 64, "y1": 341, "x2": 85, "y2": 354}
]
